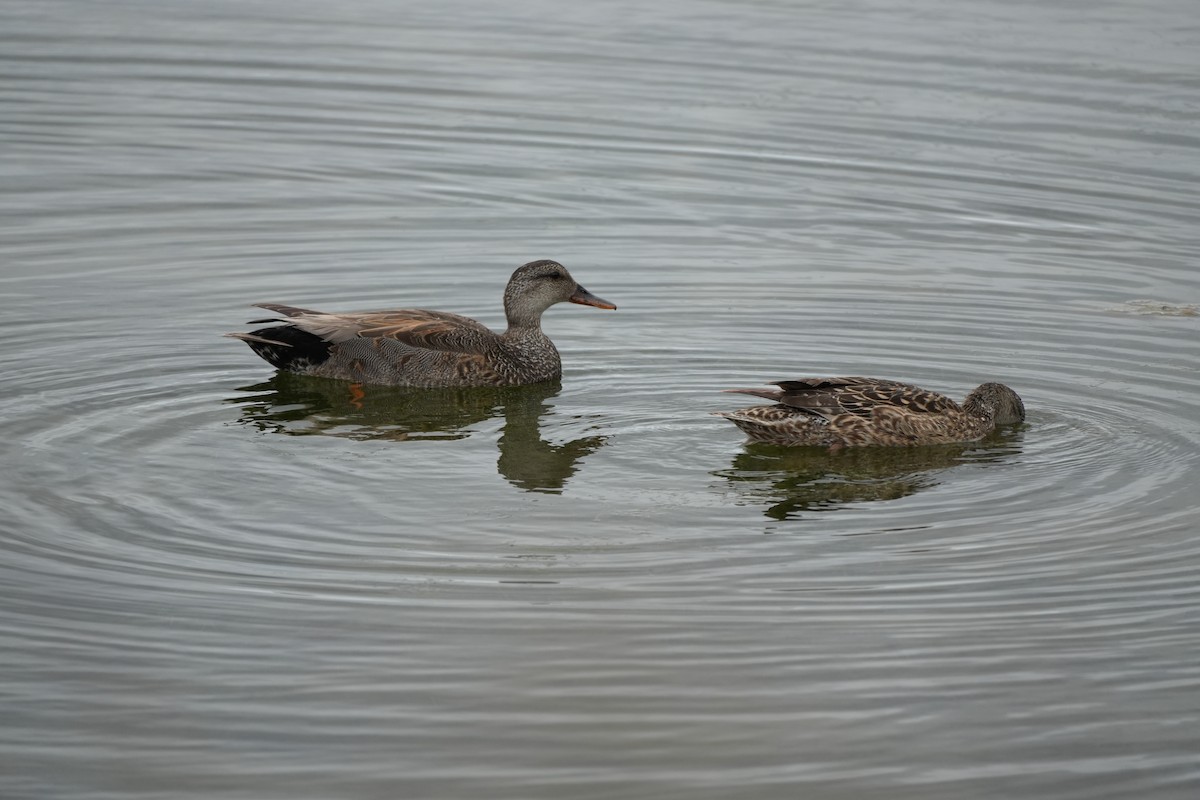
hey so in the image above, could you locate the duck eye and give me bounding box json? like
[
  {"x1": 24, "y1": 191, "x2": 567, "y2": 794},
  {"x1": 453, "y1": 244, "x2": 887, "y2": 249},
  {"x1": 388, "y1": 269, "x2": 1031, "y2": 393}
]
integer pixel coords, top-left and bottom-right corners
[{"x1": 537, "y1": 272, "x2": 562, "y2": 280}]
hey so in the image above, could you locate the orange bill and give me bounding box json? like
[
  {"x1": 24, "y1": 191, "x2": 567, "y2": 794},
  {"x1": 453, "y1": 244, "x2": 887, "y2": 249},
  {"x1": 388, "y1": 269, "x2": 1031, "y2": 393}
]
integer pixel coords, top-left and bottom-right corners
[{"x1": 568, "y1": 285, "x2": 617, "y2": 310}]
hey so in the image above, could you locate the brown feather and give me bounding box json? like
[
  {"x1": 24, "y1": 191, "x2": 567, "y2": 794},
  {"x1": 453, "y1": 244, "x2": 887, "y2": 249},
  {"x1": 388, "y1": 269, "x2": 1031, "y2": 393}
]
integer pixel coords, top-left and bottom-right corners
[
  {"x1": 716, "y1": 377, "x2": 1025, "y2": 447},
  {"x1": 228, "y1": 260, "x2": 614, "y2": 387},
  {"x1": 252, "y1": 303, "x2": 324, "y2": 318}
]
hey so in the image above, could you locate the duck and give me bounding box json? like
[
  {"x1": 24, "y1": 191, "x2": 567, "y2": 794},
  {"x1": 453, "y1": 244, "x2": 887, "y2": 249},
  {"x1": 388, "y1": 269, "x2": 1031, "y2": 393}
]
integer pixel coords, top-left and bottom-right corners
[
  {"x1": 714, "y1": 377, "x2": 1025, "y2": 448},
  {"x1": 226, "y1": 259, "x2": 615, "y2": 387}
]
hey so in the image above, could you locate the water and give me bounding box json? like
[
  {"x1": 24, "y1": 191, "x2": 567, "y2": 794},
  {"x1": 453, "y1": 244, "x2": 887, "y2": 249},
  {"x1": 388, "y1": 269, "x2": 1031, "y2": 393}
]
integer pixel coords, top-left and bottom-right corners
[{"x1": 2, "y1": 0, "x2": 1199, "y2": 797}]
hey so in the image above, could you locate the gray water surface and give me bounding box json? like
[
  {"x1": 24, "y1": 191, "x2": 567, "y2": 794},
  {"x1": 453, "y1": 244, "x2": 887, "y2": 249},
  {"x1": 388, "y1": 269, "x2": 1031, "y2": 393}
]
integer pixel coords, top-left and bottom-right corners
[{"x1": 3, "y1": 1, "x2": 1200, "y2": 798}]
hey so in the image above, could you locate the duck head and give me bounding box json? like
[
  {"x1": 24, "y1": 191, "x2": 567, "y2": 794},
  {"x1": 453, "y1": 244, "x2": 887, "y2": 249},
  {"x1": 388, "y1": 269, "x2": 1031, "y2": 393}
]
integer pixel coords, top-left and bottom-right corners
[
  {"x1": 965, "y1": 382, "x2": 1026, "y2": 424},
  {"x1": 503, "y1": 259, "x2": 616, "y2": 327}
]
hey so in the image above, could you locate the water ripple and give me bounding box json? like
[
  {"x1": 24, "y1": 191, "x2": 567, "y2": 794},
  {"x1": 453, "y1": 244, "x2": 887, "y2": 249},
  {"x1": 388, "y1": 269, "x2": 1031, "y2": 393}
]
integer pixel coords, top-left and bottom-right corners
[{"x1": 3, "y1": 0, "x2": 1200, "y2": 798}]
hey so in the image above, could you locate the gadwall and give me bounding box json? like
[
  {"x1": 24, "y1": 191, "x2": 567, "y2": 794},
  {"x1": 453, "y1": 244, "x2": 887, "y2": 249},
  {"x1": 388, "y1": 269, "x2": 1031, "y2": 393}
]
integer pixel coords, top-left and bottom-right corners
[
  {"x1": 714, "y1": 377, "x2": 1025, "y2": 448},
  {"x1": 227, "y1": 260, "x2": 615, "y2": 387}
]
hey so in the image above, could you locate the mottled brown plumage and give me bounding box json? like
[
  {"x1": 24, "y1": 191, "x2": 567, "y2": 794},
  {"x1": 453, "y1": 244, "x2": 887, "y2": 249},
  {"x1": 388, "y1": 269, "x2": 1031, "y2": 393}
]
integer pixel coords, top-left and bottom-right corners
[
  {"x1": 226, "y1": 260, "x2": 615, "y2": 387},
  {"x1": 714, "y1": 377, "x2": 1025, "y2": 448}
]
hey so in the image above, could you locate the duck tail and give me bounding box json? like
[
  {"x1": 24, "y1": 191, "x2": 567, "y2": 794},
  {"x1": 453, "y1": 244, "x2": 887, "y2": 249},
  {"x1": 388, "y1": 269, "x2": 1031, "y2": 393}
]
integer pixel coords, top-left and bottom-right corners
[
  {"x1": 224, "y1": 331, "x2": 291, "y2": 347},
  {"x1": 225, "y1": 324, "x2": 332, "y2": 372},
  {"x1": 721, "y1": 387, "x2": 784, "y2": 402}
]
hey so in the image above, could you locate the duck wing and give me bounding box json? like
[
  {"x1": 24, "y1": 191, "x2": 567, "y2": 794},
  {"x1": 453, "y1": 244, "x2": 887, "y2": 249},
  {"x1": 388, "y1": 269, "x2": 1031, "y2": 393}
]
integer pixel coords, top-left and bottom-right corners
[
  {"x1": 252, "y1": 304, "x2": 497, "y2": 354},
  {"x1": 771, "y1": 377, "x2": 961, "y2": 419}
]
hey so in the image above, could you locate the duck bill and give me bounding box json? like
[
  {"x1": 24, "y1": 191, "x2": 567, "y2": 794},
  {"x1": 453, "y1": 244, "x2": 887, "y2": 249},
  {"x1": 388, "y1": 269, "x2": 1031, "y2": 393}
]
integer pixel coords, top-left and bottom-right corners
[{"x1": 568, "y1": 285, "x2": 617, "y2": 310}]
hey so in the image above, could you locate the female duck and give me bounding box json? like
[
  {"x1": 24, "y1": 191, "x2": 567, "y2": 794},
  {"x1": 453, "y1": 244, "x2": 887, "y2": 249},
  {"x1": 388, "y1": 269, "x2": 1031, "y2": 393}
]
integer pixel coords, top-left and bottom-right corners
[
  {"x1": 227, "y1": 260, "x2": 615, "y2": 387},
  {"x1": 715, "y1": 377, "x2": 1025, "y2": 448}
]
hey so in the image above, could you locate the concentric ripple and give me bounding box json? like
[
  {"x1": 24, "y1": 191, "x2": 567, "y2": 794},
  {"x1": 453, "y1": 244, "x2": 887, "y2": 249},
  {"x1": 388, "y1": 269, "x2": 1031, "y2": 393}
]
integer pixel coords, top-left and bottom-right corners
[{"x1": 2, "y1": 0, "x2": 1199, "y2": 798}]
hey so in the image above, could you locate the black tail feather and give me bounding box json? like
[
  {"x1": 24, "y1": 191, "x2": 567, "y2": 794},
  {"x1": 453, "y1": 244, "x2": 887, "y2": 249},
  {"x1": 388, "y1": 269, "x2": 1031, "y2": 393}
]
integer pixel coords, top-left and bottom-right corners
[{"x1": 239, "y1": 325, "x2": 332, "y2": 372}]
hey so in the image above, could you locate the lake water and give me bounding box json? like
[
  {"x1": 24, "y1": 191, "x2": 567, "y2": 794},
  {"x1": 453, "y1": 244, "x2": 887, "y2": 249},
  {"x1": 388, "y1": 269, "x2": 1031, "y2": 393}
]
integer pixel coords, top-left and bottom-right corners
[{"x1": 2, "y1": 0, "x2": 1199, "y2": 797}]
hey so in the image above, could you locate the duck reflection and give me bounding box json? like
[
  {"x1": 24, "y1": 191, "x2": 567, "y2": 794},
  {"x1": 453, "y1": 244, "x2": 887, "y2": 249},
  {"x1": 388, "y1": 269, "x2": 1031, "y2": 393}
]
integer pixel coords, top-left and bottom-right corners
[
  {"x1": 229, "y1": 374, "x2": 605, "y2": 493},
  {"x1": 715, "y1": 431, "x2": 1023, "y2": 520}
]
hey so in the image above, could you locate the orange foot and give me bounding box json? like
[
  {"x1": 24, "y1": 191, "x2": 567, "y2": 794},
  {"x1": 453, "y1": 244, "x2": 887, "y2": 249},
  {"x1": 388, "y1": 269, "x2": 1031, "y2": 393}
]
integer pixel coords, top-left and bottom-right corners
[{"x1": 348, "y1": 382, "x2": 365, "y2": 408}]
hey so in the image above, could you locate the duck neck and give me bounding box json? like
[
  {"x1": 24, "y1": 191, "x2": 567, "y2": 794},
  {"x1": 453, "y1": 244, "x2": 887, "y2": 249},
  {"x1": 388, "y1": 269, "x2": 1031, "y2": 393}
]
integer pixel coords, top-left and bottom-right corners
[
  {"x1": 503, "y1": 313, "x2": 547, "y2": 341},
  {"x1": 502, "y1": 284, "x2": 550, "y2": 330},
  {"x1": 503, "y1": 326, "x2": 544, "y2": 345},
  {"x1": 499, "y1": 322, "x2": 560, "y2": 382}
]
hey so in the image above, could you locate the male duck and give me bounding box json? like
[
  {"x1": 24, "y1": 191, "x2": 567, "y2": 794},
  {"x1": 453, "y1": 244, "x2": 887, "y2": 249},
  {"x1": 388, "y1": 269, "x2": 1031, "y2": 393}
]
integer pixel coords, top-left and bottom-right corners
[
  {"x1": 227, "y1": 260, "x2": 615, "y2": 387},
  {"x1": 714, "y1": 377, "x2": 1025, "y2": 448}
]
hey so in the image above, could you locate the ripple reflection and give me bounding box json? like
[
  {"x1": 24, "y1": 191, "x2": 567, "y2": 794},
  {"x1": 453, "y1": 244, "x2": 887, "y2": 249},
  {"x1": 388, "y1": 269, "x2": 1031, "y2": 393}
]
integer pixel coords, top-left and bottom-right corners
[
  {"x1": 228, "y1": 375, "x2": 607, "y2": 493},
  {"x1": 715, "y1": 431, "x2": 1025, "y2": 520}
]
